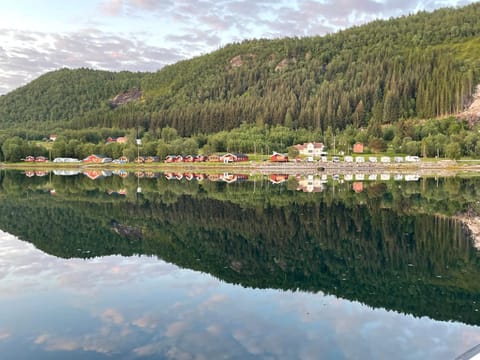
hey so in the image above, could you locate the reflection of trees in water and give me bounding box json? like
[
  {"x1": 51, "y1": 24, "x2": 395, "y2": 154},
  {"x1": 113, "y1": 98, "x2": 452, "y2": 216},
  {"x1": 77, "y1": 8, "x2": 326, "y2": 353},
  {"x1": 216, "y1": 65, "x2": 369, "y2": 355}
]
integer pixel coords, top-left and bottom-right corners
[{"x1": 0, "y1": 171, "x2": 480, "y2": 325}]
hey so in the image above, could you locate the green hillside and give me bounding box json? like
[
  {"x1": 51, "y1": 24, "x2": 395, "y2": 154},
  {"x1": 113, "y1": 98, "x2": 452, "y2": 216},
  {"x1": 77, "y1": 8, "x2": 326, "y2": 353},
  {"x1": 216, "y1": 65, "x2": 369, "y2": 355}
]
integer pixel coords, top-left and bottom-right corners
[{"x1": 1, "y1": 3, "x2": 480, "y2": 136}]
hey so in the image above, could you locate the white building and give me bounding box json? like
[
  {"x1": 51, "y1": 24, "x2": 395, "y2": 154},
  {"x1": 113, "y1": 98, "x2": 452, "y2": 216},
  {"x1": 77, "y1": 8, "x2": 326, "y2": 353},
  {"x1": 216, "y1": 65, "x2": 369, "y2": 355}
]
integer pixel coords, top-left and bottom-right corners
[{"x1": 294, "y1": 142, "x2": 326, "y2": 158}]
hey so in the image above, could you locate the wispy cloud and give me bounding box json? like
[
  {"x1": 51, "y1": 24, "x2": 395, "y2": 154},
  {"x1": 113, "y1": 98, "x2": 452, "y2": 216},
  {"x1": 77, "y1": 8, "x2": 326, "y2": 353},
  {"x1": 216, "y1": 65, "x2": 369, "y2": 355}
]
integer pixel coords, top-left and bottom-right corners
[{"x1": 0, "y1": 27, "x2": 183, "y2": 95}]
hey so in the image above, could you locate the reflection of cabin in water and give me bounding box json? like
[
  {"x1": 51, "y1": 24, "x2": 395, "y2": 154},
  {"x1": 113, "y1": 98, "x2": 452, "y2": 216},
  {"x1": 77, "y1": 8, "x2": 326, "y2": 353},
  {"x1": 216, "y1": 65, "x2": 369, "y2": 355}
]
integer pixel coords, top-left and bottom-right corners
[
  {"x1": 296, "y1": 175, "x2": 325, "y2": 193},
  {"x1": 221, "y1": 173, "x2": 249, "y2": 183},
  {"x1": 83, "y1": 170, "x2": 104, "y2": 180},
  {"x1": 352, "y1": 182, "x2": 364, "y2": 193},
  {"x1": 270, "y1": 174, "x2": 289, "y2": 184},
  {"x1": 207, "y1": 173, "x2": 223, "y2": 181}
]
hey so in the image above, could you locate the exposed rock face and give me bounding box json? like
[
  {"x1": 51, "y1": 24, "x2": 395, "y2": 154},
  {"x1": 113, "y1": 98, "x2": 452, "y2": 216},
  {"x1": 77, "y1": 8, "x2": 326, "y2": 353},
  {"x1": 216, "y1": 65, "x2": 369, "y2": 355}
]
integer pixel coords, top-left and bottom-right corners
[
  {"x1": 109, "y1": 87, "x2": 142, "y2": 108},
  {"x1": 228, "y1": 54, "x2": 256, "y2": 69},
  {"x1": 275, "y1": 58, "x2": 296, "y2": 71},
  {"x1": 458, "y1": 84, "x2": 480, "y2": 126}
]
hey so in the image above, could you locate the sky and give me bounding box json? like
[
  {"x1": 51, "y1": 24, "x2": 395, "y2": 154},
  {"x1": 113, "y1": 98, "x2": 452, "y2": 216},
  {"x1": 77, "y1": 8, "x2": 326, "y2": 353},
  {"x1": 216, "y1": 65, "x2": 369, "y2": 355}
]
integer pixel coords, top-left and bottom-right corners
[{"x1": 0, "y1": 0, "x2": 477, "y2": 95}]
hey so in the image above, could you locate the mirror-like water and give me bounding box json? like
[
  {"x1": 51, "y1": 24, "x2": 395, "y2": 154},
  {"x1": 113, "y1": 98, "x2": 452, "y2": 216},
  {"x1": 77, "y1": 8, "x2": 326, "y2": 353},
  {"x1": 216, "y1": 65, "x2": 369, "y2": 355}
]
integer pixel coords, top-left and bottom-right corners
[{"x1": 1, "y1": 170, "x2": 480, "y2": 359}]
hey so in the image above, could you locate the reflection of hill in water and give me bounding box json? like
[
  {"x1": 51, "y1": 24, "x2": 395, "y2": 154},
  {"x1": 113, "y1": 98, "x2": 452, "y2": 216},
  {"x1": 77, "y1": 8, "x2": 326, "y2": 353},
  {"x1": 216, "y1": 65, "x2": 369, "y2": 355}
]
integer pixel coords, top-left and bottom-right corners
[{"x1": 1, "y1": 170, "x2": 480, "y2": 325}]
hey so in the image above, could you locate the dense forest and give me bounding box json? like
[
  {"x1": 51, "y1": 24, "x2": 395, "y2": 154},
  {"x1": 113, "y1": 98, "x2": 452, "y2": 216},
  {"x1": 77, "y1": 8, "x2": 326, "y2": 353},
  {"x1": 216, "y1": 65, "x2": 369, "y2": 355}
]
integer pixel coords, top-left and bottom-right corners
[
  {"x1": 1, "y1": 3, "x2": 480, "y2": 138},
  {"x1": 1, "y1": 171, "x2": 480, "y2": 325}
]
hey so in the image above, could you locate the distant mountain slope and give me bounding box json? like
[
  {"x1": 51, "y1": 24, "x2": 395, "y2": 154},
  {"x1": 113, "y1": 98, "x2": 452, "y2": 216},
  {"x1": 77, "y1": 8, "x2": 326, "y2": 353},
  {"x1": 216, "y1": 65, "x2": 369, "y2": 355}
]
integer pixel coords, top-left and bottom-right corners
[
  {"x1": 0, "y1": 68, "x2": 144, "y2": 126},
  {"x1": 1, "y1": 3, "x2": 480, "y2": 135}
]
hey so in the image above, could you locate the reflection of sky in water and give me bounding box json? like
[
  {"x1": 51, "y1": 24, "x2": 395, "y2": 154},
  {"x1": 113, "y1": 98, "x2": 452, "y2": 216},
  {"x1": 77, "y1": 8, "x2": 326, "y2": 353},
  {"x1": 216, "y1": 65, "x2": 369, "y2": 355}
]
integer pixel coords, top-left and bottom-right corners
[{"x1": 1, "y1": 229, "x2": 480, "y2": 360}]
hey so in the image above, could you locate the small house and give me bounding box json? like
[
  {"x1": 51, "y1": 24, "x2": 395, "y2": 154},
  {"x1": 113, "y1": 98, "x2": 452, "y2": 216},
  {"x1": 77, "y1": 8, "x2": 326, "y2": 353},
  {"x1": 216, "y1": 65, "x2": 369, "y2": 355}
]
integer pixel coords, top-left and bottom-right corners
[
  {"x1": 270, "y1": 152, "x2": 289, "y2": 162},
  {"x1": 353, "y1": 142, "x2": 364, "y2": 153},
  {"x1": 194, "y1": 155, "x2": 207, "y2": 162},
  {"x1": 82, "y1": 154, "x2": 112, "y2": 163},
  {"x1": 208, "y1": 154, "x2": 221, "y2": 162},
  {"x1": 164, "y1": 155, "x2": 176, "y2": 163},
  {"x1": 24, "y1": 156, "x2": 35, "y2": 162},
  {"x1": 35, "y1": 156, "x2": 48, "y2": 162},
  {"x1": 220, "y1": 153, "x2": 248, "y2": 163},
  {"x1": 220, "y1": 153, "x2": 236, "y2": 163},
  {"x1": 145, "y1": 156, "x2": 160, "y2": 163},
  {"x1": 294, "y1": 142, "x2": 325, "y2": 157}
]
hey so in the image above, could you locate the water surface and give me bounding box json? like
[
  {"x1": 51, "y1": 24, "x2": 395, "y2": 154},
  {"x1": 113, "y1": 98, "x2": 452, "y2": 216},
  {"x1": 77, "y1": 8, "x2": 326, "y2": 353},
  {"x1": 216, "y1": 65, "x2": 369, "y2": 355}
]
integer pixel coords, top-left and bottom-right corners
[{"x1": 1, "y1": 170, "x2": 480, "y2": 359}]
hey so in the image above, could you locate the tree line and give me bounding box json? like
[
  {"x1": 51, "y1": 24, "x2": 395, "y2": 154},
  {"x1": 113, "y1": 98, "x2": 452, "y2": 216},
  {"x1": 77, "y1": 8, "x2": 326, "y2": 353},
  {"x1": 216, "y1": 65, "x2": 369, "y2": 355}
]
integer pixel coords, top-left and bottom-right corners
[{"x1": 1, "y1": 116, "x2": 479, "y2": 162}]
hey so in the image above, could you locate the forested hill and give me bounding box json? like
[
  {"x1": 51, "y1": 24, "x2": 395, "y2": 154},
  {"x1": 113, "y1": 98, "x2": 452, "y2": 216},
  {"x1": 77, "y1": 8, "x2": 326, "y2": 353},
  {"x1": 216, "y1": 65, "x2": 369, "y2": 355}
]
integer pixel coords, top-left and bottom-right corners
[{"x1": 1, "y1": 3, "x2": 480, "y2": 136}]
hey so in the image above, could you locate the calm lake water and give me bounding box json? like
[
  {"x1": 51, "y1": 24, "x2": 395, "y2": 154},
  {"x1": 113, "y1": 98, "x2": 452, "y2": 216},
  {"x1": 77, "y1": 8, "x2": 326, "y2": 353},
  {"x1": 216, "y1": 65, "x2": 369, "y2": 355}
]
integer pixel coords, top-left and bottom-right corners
[{"x1": 1, "y1": 169, "x2": 480, "y2": 359}]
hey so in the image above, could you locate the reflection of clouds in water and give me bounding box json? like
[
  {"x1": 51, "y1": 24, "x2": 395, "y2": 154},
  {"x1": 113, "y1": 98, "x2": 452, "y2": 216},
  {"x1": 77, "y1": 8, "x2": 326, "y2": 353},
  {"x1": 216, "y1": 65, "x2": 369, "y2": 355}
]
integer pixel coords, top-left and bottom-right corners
[
  {"x1": 0, "y1": 230, "x2": 180, "y2": 296},
  {"x1": 1, "y1": 230, "x2": 480, "y2": 359},
  {"x1": 165, "y1": 321, "x2": 189, "y2": 338},
  {"x1": 0, "y1": 329, "x2": 11, "y2": 341},
  {"x1": 133, "y1": 314, "x2": 158, "y2": 329},
  {"x1": 101, "y1": 308, "x2": 125, "y2": 325},
  {"x1": 199, "y1": 294, "x2": 228, "y2": 310}
]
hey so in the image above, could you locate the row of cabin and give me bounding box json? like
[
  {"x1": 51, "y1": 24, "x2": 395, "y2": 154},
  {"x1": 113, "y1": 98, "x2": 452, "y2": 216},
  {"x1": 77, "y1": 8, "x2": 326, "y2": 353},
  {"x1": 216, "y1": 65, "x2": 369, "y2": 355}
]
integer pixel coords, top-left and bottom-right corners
[
  {"x1": 165, "y1": 153, "x2": 248, "y2": 163},
  {"x1": 134, "y1": 156, "x2": 160, "y2": 163},
  {"x1": 24, "y1": 156, "x2": 48, "y2": 162},
  {"x1": 165, "y1": 155, "x2": 208, "y2": 163},
  {"x1": 82, "y1": 155, "x2": 160, "y2": 164}
]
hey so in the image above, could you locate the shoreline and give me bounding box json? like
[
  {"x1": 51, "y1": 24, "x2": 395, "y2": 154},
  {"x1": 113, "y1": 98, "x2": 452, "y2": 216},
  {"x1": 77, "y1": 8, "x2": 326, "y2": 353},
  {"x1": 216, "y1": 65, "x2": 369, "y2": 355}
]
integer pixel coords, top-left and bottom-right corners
[{"x1": 0, "y1": 159, "x2": 478, "y2": 176}]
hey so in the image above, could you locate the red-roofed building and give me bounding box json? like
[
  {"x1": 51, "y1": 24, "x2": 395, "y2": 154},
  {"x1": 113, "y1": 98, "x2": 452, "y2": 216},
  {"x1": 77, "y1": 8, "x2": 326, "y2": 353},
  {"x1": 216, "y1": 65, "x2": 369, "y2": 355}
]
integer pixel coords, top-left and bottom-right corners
[
  {"x1": 353, "y1": 142, "x2": 364, "y2": 153},
  {"x1": 270, "y1": 152, "x2": 289, "y2": 162}
]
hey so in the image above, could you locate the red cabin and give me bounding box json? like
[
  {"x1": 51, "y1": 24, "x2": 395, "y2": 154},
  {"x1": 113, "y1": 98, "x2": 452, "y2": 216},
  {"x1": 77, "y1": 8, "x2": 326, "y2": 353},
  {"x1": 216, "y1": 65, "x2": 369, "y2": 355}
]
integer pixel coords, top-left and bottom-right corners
[{"x1": 270, "y1": 152, "x2": 289, "y2": 162}]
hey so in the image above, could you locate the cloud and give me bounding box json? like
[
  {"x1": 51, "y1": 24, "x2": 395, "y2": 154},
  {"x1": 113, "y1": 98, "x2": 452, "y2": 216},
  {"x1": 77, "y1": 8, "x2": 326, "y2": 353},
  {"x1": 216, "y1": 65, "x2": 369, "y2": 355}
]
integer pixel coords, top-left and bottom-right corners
[
  {"x1": 0, "y1": 27, "x2": 184, "y2": 95},
  {"x1": 99, "y1": 0, "x2": 124, "y2": 16}
]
